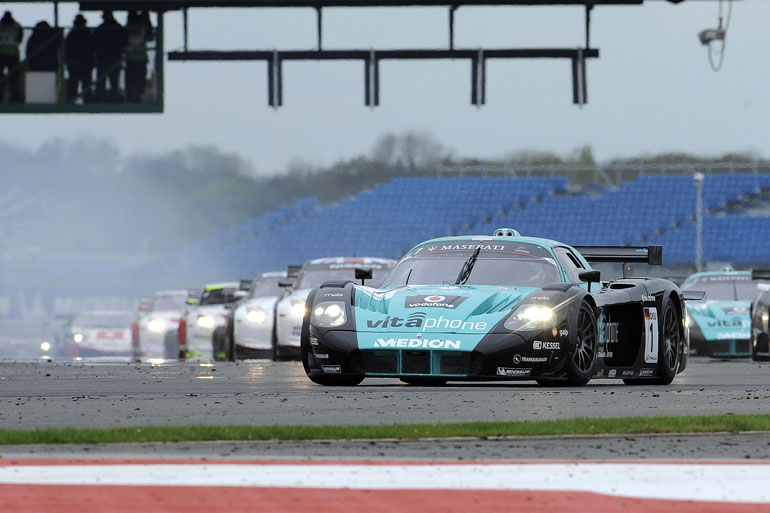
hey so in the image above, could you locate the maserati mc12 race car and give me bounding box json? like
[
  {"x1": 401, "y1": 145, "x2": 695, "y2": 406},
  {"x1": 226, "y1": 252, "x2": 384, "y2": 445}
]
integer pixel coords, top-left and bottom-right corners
[{"x1": 301, "y1": 229, "x2": 697, "y2": 386}]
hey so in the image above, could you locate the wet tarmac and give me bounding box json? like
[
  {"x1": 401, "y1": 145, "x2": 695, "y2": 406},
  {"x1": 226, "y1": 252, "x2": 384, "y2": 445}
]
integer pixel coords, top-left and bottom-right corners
[{"x1": 0, "y1": 357, "x2": 769, "y2": 430}]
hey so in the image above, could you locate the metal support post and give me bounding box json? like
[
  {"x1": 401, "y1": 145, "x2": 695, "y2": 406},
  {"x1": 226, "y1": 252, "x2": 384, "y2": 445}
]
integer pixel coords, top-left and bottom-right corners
[
  {"x1": 471, "y1": 48, "x2": 485, "y2": 106},
  {"x1": 316, "y1": 6, "x2": 322, "y2": 51},
  {"x1": 183, "y1": 7, "x2": 188, "y2": 52},
  {"x1": 694, "y1": 172, "x2": 704, "y2": 271},
  {"x1": 585, "y1": 3, "x2": 593, "y2": 49},
  {"x1": 364, "y1": 50, "x2": 379, "y2": 107},
  {"x1": 449, "y1": 6, "x2": 458, "y2": 50},
  {"x1": 268, "y1": 51, "x2": 283, "y2": 108},
  {"x1": 572, "y1": 48, "x2": 587, "y2": 105}
]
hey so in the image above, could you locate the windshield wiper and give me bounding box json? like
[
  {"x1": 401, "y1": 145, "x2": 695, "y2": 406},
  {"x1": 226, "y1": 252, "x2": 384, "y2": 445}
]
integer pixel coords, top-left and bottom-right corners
[{"x1": 455, "y1": 247, "x2": 481, "y2": 285}]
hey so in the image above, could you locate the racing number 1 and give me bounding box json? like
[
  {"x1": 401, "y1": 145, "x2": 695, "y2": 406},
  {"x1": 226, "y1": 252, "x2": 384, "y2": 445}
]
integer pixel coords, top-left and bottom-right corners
[{"x1": 643, "y1": 307, "x2": 658, "y2": 363}]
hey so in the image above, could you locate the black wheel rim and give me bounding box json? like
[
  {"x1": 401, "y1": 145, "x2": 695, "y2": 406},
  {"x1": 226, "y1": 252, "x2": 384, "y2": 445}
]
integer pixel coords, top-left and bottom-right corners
[
  {"x1": 573, "y1": 306, "x2": 597, "y2": 373},
  {"x1": 663, "y1": 305, "x2": 680, "y2": 371}
]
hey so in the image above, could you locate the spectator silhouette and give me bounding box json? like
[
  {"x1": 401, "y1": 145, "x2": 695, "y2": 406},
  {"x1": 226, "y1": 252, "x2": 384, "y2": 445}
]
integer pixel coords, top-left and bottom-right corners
[
  {"x1": 65, "y1": 14, "x2": 95, "y2": 102},
  {"x1": 0, "y1": 10, "x2": 23, "y2": 102},
  {"x1": 26, "y1": 21, "x2": 62, "y2": 72},
  {"x1": 94, "y1": 10, "x2": 125, "y2": 101},
  {"x1": 124, "y1": 10, "x2": 153, "y2": 103}
]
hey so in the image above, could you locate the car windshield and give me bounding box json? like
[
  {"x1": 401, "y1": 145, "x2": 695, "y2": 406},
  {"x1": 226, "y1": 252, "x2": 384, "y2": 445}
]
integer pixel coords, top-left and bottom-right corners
[
  {"x1": 382, "y1": 242, "x2": 562, "y2": 287},
  {"x1": 250, "y1": 277, "x2": 284, "y2": 298},
  {"x1": 683, "y1": 277, "x2": 761, "y2": 301},
  {"x1": 199, "y1": 288, "x2": 239, "y2": 305},
  {"x1": 72, "y1": 312, "x2": 134, "y2": 328},
  {"x1": 152, "y1": 293, "x2": 189, "y2": 311},
  {"x1": 295, "y1": 267, "x2": 391, "y2": 289}
]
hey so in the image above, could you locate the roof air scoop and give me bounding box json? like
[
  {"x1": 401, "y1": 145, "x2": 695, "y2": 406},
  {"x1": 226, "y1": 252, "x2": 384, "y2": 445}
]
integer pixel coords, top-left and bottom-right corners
[{"x1": 494, "y1": 228, "x2": 520, "y2": 237}]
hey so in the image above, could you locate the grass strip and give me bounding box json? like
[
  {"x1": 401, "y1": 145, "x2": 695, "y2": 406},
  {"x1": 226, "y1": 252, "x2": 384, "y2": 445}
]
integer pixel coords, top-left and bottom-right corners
[{"x1": 1, "y1": 414, "x2": 769, "y2": 445}]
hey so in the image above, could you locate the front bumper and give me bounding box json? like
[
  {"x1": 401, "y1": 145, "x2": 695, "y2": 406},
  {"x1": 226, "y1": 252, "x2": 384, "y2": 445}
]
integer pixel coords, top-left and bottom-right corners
[{"x1": 306, "y1": 328, "x2": 569, "y2": 380}]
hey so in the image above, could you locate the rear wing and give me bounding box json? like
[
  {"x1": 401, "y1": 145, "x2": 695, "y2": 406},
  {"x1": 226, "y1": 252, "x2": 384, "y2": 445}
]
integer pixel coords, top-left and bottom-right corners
[
  {"x1": 573, "y1": 245, "x2": 662, "y2": 265},
  {"x1": 573, "y1": 245, "x2": 662, "y2": 279},
  {"x1": 751, "y1": 269, "x2": 770, "y2": 281}
]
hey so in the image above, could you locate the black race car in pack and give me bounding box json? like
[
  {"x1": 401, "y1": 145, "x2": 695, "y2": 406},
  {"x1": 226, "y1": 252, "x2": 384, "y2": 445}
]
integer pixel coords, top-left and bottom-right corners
[{"x1": 300, "y1": 229, "x2": 699, "y2": 386}]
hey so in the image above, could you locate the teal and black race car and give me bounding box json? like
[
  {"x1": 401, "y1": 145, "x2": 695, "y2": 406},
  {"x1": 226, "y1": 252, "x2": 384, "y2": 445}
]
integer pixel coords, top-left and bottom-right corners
[
  {"x1": 681, "y1": 267, "x2": 767, "y2": 357},
  {"x1": 300, "y1": 229, "x2": 694, "y2": 387}
]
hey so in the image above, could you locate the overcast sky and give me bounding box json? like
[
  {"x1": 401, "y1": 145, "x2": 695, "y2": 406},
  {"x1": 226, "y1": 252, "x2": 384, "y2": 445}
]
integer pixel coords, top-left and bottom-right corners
[{"x1": 3, "y1": 0, "x2": 767, "y2": 174}]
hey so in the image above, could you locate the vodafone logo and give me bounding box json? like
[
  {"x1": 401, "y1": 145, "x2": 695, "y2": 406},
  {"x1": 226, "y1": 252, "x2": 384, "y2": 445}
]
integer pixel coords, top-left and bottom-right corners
[{"x1": 405, "y1": 295, "x2": 468, "y2": 310}]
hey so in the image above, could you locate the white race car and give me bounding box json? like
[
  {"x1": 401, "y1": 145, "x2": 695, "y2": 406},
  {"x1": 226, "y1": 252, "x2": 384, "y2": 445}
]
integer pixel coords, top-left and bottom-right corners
[
  {"x1": 136, "y1": 290, "x2": 191, "y2": 360},
  {"x1": 182, "y1": 282, "x2": 244, "y2": 360},
  {"x1": 68, "y1": 310, "x2": 136, "y2": 358},
  {"x1": 274, "y1": 257, "x2": 395, "y2": 359},
  {"x1": 226, "y1": 271, "x2": 287, "y2": 360}
]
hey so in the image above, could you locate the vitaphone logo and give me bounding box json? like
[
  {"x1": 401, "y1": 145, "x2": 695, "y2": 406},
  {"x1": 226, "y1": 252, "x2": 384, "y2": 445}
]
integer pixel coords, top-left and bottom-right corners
[
  {"x1": 366, "y1": 312, "x2": 488, "y2": 331},
  {"x1": 374, "y1": 338, "x2": 461, "y2": 349}
]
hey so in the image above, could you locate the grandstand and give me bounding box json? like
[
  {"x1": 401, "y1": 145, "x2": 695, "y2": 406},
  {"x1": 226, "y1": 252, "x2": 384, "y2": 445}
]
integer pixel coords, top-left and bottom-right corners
[{"x1": 141, "y1": 171, "x2": 770, "y2": 286}]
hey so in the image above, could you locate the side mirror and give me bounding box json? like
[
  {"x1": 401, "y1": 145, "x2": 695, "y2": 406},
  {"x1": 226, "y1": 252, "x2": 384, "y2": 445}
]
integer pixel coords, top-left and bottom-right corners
[
  {"x1": 278, "y1": 280, "x2": 294, "y2": 288},
  {"x1": 683, "y1": 290, "x2": 706, "y2": 301},
  {"x1": 355, "y1": 267, "x2": 373, "y2": 285},
  {"x1": 186, "y1": 298, "x2": 198, "y2": 305},
  {"x1": 579, "y1": 270, "x2": 601, "y2": 284},
  {"x1": 579, "y1": 270, "x2": 601, "y2": 292}
]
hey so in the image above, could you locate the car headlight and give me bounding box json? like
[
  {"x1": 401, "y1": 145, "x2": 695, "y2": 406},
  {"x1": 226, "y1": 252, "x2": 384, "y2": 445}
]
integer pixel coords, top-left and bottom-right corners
[
  {"x1": 503, "y1": 305, "x2": 554, "y2": 331},
  {"x1": 247, "y1": 309, "x2": 267, "y2": 324},
  {"x1": 290, "y1": 301, "x2": 306, "y2": 318},
  {"x1": 40, "y1": 341, "x2": 51, "y2": 352},
  {"x1": 73, "y1": 333, "x2": 83, "y2": 343},
  {"x1": 197, "y1": 315, "x2": 216, "y2": 329},
  {"x1": 147, "y1": 318, "x2": 166, "y2": 333},
  {"x1": 516, "y1": 306, "x2": 554, "y2": 323},
  {"x1": 311, "y1": 301, "x2": 346, "y2": 327}
]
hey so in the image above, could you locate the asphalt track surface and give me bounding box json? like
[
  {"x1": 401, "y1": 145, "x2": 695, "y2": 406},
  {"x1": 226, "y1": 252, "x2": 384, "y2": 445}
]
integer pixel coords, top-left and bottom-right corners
[
  {"x1": 3, "y1": 357, "x2": 770, "y2": 512},
  {"x1": 1, "y1": 357, "x2": 769, "y2": 431}
]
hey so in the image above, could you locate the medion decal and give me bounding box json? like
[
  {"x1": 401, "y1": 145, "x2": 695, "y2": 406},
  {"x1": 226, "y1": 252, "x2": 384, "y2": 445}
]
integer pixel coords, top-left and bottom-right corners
[
  {"x1": 366, "y1": 313, "x2": 487, "y2": 332},
  {"x1": 374, "y1": 338, "x2": 462, "y2": 349}
]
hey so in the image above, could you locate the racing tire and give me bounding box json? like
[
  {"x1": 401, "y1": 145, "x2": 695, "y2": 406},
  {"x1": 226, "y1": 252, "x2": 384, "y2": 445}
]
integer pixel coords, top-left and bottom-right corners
[
  {"x1": 564, "y1": 301, "x2": 598, "y2": 386},
  {"x1": 163, "y1": 330, "x2": 179, "y2": 360},
  {"x1": 300, "y1": 317, "x2": 364, "y2": 386},
  {"x1": 399, "y1": 377, "x2": 448, "y2": 386},
  {"x1": 751, "y1": 332, "x2": 770, "y2": 362},
  {"x1": 628, "y1": 297, "x2": 682, "y2": 385},
  {"x1": 212, "y1": 327, "x2": 227, "y2": 362}
]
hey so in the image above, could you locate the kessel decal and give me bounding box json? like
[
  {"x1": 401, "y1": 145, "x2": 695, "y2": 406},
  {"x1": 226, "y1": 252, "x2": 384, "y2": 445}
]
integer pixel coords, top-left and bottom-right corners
[
  {"x1": 405, "y1": 295, "x2": 468, "y2": 309},
  {"x1": 533, "y1": 340, "x2": 560, "y2": 350}
]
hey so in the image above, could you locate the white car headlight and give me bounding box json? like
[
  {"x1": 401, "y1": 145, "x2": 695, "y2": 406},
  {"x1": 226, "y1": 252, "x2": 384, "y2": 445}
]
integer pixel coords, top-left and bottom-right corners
[
  {"x1": 147, "y1": 318, "x2": 166, "y2": 333},
  {"x1": 311, "y1": 301, "x2": 346, "y2": 327},
  {"x1": 73, "y1": 333, "x2": 83, "y2": 343},
  {"x1": 247, "y1": 309, "x2": 267, "y2": 324},
  {"x1": 40, "y1": 341, "x2": 51, "y2": 352},
  {"x1": 197, "y1": 315, "x2": 216, "y2": 329},
  {"x1": 503, "y1": 305, "x2": 554, "y2": 331},
  {"x1": 516, "y1": 306, "x2": 554, "y2": 323},
  {"x1": 290, "y1": 301, "x2": 306, "y2": 318}
]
